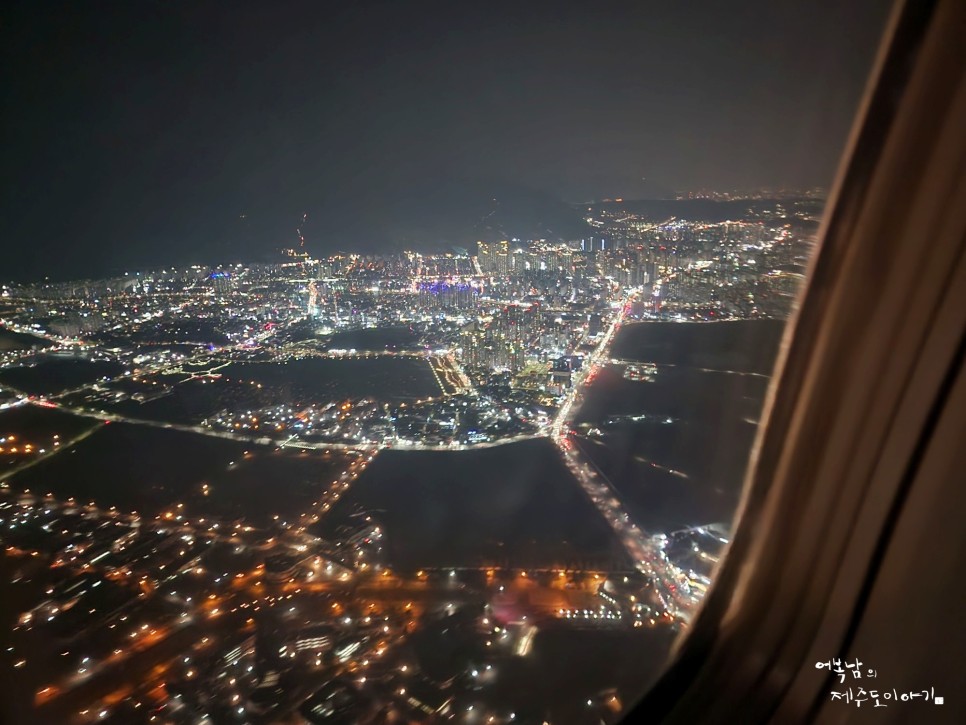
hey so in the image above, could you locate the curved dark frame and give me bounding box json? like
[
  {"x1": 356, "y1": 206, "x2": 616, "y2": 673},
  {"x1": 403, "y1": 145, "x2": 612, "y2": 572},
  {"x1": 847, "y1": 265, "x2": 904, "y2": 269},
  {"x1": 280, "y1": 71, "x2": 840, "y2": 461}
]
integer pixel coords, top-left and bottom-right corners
[{"x1": 625, "y1": 0, "x2": 966, "y2": 722}]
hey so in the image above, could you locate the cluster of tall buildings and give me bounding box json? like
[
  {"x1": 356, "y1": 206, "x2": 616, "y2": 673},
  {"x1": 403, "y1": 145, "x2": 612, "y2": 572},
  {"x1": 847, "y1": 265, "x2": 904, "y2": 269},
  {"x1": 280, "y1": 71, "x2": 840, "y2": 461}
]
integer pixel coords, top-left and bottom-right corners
[
  {"x1": 595, "y1": 248, "x2": 657, "y2": 288},
  {"x1": 475, "y1": 239, "x2": 661, "y2": 290},
  {"x1": 476, "y1": 240, "x2": 584, "y2": 277},
  {"x1": 460, "y1": 302, "x2": 542, "y2": 372},
  {"x1": 416, "y1": 280, "x2": 481, "y2": 310}
]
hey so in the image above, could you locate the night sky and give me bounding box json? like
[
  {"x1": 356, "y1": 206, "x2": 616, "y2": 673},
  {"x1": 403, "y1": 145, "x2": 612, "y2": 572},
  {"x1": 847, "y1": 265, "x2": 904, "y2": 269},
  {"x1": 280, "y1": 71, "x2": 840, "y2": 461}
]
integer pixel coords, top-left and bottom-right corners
[{"x1": 2, "y1": 0, "x2": 890, "y2": 280}]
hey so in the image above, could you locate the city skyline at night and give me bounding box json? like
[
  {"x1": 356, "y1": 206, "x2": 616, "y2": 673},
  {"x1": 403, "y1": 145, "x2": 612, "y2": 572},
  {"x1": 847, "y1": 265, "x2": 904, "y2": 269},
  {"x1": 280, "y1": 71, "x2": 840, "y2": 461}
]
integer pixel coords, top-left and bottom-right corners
[{"x1": 0, "y1": 2, "x2": 904, "y2": 723}]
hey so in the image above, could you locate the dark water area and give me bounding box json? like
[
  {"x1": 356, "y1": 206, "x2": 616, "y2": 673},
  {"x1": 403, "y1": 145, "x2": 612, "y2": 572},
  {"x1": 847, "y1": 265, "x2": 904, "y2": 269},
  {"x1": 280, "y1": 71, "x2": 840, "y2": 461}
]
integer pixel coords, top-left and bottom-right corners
[
  {"x1": 91, "y1": 319, "x2": 230, "y2": 347},
  {"x1": 312, "y1": 439, "x2": 628, "y2": 572},
  {"x1": 222, "y1": 356, "x2": 441, "y2": 405},
  {"x1": 0, "y1": 405, "x2": 94, "y2": 441},
  {"x1": 0, "y1": 405, "x2": 97, "y2": 472},
  {"x1": 575, "y1": 320, "x2": 785, "y2": 533},
  {"x1": 609, "y1": 319, "x2": 785, "y2": 375},
  {"x1": 410, "y1": 605, "x2": 486, "y2": 682},
  {"x1": 92, "y1": 355, "x2": 442, "y2": 427},
  {"x1": 7, "y1": 423, "x2": 250, "y2": 514},
  {"x1": 103, "y1": 375, "x2": 271, "y2": 426},
  {"x1": 487, "y1": 625, "x2": 677, "y2": 724},
  {"x1": 2, "y1": 414, "x2": 362, "y2": 526},
  {"x1": 326, "y1": 326, "x2": 422, "y2": 352},
  {"x1": 577, "y1": 365, "x2": 768, "y2": 424},
  {"x1": 0, "y1": 358, "x2": 124, "y2": 396},
  {"x1": 184, "y1": 448, "x2": 356, "y2": 527},
  {"x1": 0, "y1": 327, "x2": 53, "y2": 351}
]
